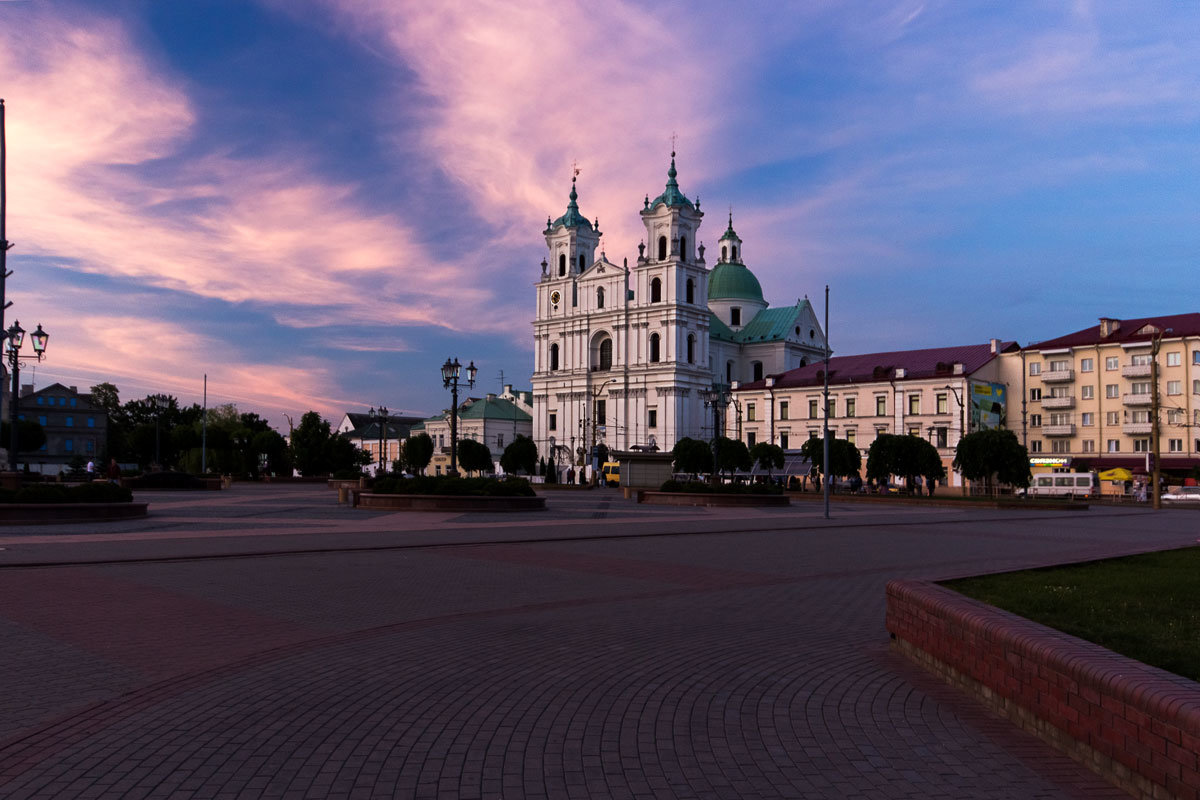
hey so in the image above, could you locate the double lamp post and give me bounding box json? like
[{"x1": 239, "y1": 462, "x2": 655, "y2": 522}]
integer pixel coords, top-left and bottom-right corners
[
  {"x1": 368, "y1": 405, "x2": 389, "y2": 475},
  {"x1": 441, "y1": 357, "x2": 476, "y2": 477},
  {"x1": 6, "y1": 320, "x2": 49, "y2": 472}
]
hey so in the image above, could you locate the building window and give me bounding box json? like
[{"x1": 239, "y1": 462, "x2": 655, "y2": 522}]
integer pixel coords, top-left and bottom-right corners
[
  {"x1": 649, "y1": 277, "x2": 662, "y2": 303},
  {"x1": 687, "y1": 334, "x2": 695, "y2": 364},
  {"x1": 1167, "y1": 351, "x2": 1181, "y2": 367},
  {"x1": 64, "y1": 439, "x2": 74, "y2": 452},
  {"x1": 1049, "y1": 440, "x2": 1069, "y2": 453},
  {"x1": 780, "y1": 401, "x2": 789, "y2": 420},
  {"x1": 87, "y1": 417, "x2": 95, "y2": 428},
  {"x1": 65, "y1": 416, "x2": 73, "y2": 427},
  {"x1": 1105, "y1": 356, "x2": 1119, "y2": 371},
  {"x1": 875, "y1": 396, "x2": 886, "y2": 416},
  {"x1": 559, "y1": 254, "x2": 566, "y2": 276},
  {"x1": 60, "y1": 398, "x2": 67, "y2": 406},
  {"x1": 1080, "y1": 358, "x2": 1094, "y2": 372},
  {"x1": 86, "y1": 439, "x2": 95, "y2": 453},
  {"x1": 36, "y1": 397, "x2": 43, "y2": 405},
  {"x1": 1105, "y1": 384, "x2": 1119, "y2": 399},
  {"x1": 1030, "y1": 388, "x2": 1041, "y2": 401},
  {"x1": 726, "y1": 361, "x2": 733, "y2": 384},
  {"x1": 1081, "y1": 385, "x2": 1094, "y2": 400},
  {"x1": 595, "y1": 399, "x2": 606, "y2": 427},
  {"x1": 809, "y1": 399, "x2": 818, "y2": 419},
  {"x1": 657, "y1": 236, "x2": 667, "y2": 261},
  {"x1": 1106, "y1": 411, "x2": 1120, "y2": 425},
  {"x1": 1029, "y1": 362, "x2": 1041, "y2": 375},
  {"x1": 37, "y1": 415, "x2": 46, "y2": 426},
  {"x1": 1130, "y1": 381, "x2": 1151, "y2": 396},
  {"x1": 1168, "y1": 380, "x2": 1182, "y2": 395},
  {"x1": 1030, "y1": 414, "x2": 1042, "y2": 427},
  {"x1": 845, "y1": 429, "x2": 856, "y2": 446},
  {"x1": 908, "y1": 426, "x2": 920, "y2": 437},
  {"x1": 578, "y1": 254, "x2": 585, "y2": 271},
  {"x1": 730, "y1": 307, "x2": 741, "y2": 326},
  {"x1": 846, "y1": 398, "x2": 856, "y2": 417},
  {"x1": 752, "y1": 362, "x2": 763, "y2": 382},
  {"x1": 780, "y1": 433, "x2": 789, "y2": 449},
  {"x1": 747, "y1": 431, "x2": 756, "y2": 447},
  {"x1": 1133, "y1": 439, "x2": 1150, "y2": 452},
  {"x1": 1107, "y1": 439, "x2": 1120, "y2": 452},
  {"x1": 1081, "y1": 440, "x2": 1095, "y2": 453},
  {"x1": 648, "y1": 409, "x2": 657, "y2": 428},
  {"x1": 649, "y1": 333, "x2": 661, "y2": 363},
  {"x1": 497, "y1": 434, "x2": 504, "y2": 449},
  {"x1": 70, "y1": 397, "x2": 77, "y2": 407},
  {"x1": 1081, "y1": 412, "x2": 1094, "y2": 426},
  {"x1": 1169, "y1": 438, "x2": 1183, "y2": 452},
  {"x1": 686, "y1": 279, "x2": 694, "y2": 304},
  {"x1": 1194, "y1": 379, "x2": 1200, "y2": 395},
  {"x1": 597, "y1": 287, "x2": 604, "y2": 309},
  {"x1": 747, "y1": 404, "x2": 756, "y2": 422},
  {"x1": 908, "y1": 394, "x2": 920, "y2": 415},
  {"x1": 936, "y1": 394, "x2": 947, "y2": 414},
  {"x1": 599, "y1": 338, "x2": 613, "y2": 370},
  {"x1": 1168, "y1": 409, "x2": 1184, "y2": 425},
  {"x1": 550, "y1": 343, "x2": 560, "y2": 371},
  {"x1": 1030, "y1": 440, "x2": 1042, "y2": 453},
  {"x1": 549, "y1": 413, "x2": 557, "y2": 431},
  {"x1": 933, "y1": 428, "x2": 947, "y2": 448}
]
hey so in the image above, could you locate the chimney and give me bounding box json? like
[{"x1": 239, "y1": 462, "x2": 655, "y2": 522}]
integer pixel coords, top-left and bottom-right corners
[
  {"x1": 895, "y1": 367, "x2": 906, "y2": 378},
  {"x1": 503, "y1": 384, "x2": 512, "y2": 396},
  {"x1": 1099, "y1": 317, "x2": 1120, "y2": 337},
  {"x1": 69, "y1": 385, "x2": 78, "y2": 393},
  {"x1": 20, "y1": 383, "x2": 33, "y2": 397},
  {"x1": 989, "y1": 338, "x2": 1000, "y2": 354},
  {"x1": 765, "y1": 377, "x2": 775, "y2": 388},
  {"x1": 953, "y1": 363, "x2": 964, "y2": 375},
  {"x1": 486, "y1": 393, "x2": 496, "y2": 402}
]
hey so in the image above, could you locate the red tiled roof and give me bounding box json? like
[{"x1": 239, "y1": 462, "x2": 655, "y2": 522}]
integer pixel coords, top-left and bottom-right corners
[
  {"x1": 1027, "y1": 313, "x2": 1200, "y2": 350},
  {"x1": 737, "y1": 341, "x2": 1018, "y2": 391}
]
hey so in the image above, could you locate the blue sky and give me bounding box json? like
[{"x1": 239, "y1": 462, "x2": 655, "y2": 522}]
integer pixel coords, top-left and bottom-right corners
[{"x1": 1, "y1": 0, "x2": 1197, "y2": 428}]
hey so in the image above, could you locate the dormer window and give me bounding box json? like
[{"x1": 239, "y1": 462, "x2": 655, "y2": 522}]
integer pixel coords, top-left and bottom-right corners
[
  {"x1": 657, "y1": 236, "x2": 667, "y2": 261},
  {"x1": 730, "y1": 307, "x2": 741, "y2": 326}
]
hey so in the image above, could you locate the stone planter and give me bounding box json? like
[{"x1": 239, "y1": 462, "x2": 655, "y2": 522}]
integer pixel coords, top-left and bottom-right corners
[
  {"x1": 0, "y1": 502, "x2": 150, "y2": 524},
  {"x1": 356, "y1": 492, "x2": 546, "y2": 512},
  {"x1": 638, "y1": 491, "x2": 789, "y2": 507}
]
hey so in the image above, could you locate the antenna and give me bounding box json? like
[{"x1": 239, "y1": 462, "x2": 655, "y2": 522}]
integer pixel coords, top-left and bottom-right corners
[{"x1": 497, "y1": 369, "x2": 506, "y2": 391}]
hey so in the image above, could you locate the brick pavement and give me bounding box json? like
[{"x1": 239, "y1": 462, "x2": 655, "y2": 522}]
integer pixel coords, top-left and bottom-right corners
[{"x1": 0, "y1": 484, "x2": 1195, "y2": 798}]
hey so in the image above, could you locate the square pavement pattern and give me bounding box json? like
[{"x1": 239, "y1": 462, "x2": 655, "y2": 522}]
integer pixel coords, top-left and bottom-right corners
[{"x1": 0, "y1": 484, "x2": 1193, "y2": 799}]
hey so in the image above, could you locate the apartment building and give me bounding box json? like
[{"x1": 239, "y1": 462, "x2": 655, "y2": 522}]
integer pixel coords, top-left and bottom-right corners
[
  {"x1": 733, "y1": 340, "x2": 1016, "y2": 486},
  {"x1": 998, "y1": 314, "x2": 1200, "y2": 476}
]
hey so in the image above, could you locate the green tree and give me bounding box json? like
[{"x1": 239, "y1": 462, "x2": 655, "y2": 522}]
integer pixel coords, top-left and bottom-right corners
[
  {"x1": 801, "y1": 436, "x2": 863, "y2": 480},
  {"x1": 501, "y1": 435, "x2": 538, "y2": 475},
  {"x1": 714, "y1": 436, "x2": 751, "y2": 477},
  {"x1": 954, "y1": 429, "x2": 1031, "y2": 492},
  {"x1": 867, "y1": 434, "x2": 945, "y2": 492},
  {"x1": 457, "y1": 439, "x2": 493, "y2": 475},
  {"x1": 0, "y1": 420, "x2": 46, "y2": 453},
  {"x1": 404, "y1": 433, "x2": 434, "y2": 476},
  {"x1": 749, "y1": 442, "x2": 785, "y2": 478},
  {"x1": 290, "y1": 411, "x2": 333, "y2": 476},
  {"x1": 672, "y1": 436, "x2": 712, "y2": 476}
]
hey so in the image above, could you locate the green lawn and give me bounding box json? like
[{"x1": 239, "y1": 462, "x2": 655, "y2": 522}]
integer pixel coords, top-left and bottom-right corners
[{"x1": 944, "y1": 547, "x2": 1200, "y2": 682}]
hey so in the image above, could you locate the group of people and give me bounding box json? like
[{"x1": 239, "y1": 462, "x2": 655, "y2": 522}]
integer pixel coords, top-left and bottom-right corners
[{"x1": 83, "y1": 459, "x2": 122, "y2": 483}]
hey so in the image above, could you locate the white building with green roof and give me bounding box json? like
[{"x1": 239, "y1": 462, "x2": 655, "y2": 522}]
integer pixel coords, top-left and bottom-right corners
[{"x1": 532, "y1": 157, "x2": 827, "y2": 460}]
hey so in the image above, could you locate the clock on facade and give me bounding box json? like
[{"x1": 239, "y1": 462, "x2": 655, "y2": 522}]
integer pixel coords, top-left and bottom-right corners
[{"x1": 550, "y1": 290, "x2": 561, "y2": 305}]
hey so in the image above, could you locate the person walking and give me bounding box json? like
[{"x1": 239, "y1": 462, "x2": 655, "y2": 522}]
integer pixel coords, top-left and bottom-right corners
[{"x1": 106, "y1": 458, "x2": 121, "y2": 485}]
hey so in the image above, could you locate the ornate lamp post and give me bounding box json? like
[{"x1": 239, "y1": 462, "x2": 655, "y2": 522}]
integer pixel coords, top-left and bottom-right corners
[
  {"x1": 441, "y1": 357, "x2": 476, "y2": 477},
  {"x1": 943, "y1": 383, "x2": 967, "y2": 496},
  {"x1": 6, "y1": 321, "x2": 48, "y2": 472},
  {"x1": 701, "y1": 386, "x2": 731, "y2": 486},
  {"x1": 368, "y1": 405, "x2": 389, "y2": 475}
]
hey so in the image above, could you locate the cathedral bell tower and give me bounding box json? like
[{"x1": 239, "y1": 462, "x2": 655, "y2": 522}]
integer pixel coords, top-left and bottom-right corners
[{"x1": 544, "y1": 176, "x2": 599, "y2": 279}]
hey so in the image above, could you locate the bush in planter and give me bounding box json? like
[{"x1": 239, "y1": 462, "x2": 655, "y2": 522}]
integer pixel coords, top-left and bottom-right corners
[
  {"x1": 372, "y1": 476, "x2": 535, "y2": 497},
  {"x1": 0, "y1": 482, "x2": 133, "y2": 504},
  {"x1": 331, "y1": 468, "x2": 364, "y2": 480}
]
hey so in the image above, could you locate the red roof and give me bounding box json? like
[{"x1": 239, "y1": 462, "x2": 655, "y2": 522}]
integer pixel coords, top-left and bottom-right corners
[
  {"x1": 738, "y1": 341, "x2": 1018, "y2": 391},
  {"x1": 1028, "y1": 313, "x2": 1200, "y2": 350}
]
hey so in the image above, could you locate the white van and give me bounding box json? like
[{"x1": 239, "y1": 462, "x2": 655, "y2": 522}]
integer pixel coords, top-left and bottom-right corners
[{"x1": 1026, "y1": 472, "x2": 1097, "y2": 498}]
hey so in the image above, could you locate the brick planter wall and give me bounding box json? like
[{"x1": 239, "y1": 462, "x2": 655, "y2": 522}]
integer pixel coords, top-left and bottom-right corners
[
  {"x1": 886, "y1": 580, "x2": 1200, "y2": 800},
  {"x1": 638, "y1": 491, "x2": 789, "y2": 507}
]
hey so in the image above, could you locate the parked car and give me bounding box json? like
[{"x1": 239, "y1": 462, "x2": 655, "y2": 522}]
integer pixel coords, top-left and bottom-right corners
[{"x1": 1162, "y1": 486, "x2": 1200, "y2": 503}]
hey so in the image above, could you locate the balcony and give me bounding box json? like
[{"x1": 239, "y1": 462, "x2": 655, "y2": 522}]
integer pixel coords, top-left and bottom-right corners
[
  {"x1": 1042, "y1": 423, "x2": 1076, "y2": 436},
  {"x1": 1121, "y1": 363, "x2": 1151, "y2": 378},
  {"x1": 1041, "y1": 395, "x2": 1075, "y2": 409},
  {"x1": 1122, "y1": 422, "x2": 1152, "y2": 435},
  {"x1": 1122, "y1": 393, "x2": 1152, "y2": 407},
  {"x1": 1041, "y1": 368, "x2": 1075, "y2": 383}
]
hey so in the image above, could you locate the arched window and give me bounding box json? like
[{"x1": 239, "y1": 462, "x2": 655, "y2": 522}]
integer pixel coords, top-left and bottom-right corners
[
  {"x1": 726, "y1": 361, "x2": 733, "y2": 383},
  {"x1": 798, "y1": 357, "x2": 807, "y2": 368},
  {"x1": 679, "y1": 236, "x2": 687, "y2": 261},
  {"x1": 730, "y1": 307, "x2": 741, "y2": 326},
  {"x1": 558, "y1": 254, "x2": 566, "y2": 276},
  {"x1": 732, "y1": 245, "x2": 738, "y2": 261},
  {"x1": 686, "y1": 278, "x2": 694, "y2": 304},
  {"x1": 650, "y1": 277, "x2": 662, "y2": 303},
  {"x1": 598, "y1": 338, "x2": 612, "y2": 371},
  {"x1": 752, "y1": 361, "x2": 763, "y2": 382},
  {"x1": 657, "y1": 236, "x2": 667, "y2": 261},
  {"x1": 721, "y1": 245, "x2": 727, "y2": 261},
  {"x1": 550, "y1": 343, "x2": 559, "y2": 371},
  {"x1": 649, "y1": 333, "x2": 660, "y2": 363},
  {"x1": 687, "y1": 334, "x2": 695, "y2": 364},
  {"x1": 597, "y1": 287, "x2": 605, "y2": 309},
  {"x1": 578, "y1": 254, "x2": 585, "y2": 270}
]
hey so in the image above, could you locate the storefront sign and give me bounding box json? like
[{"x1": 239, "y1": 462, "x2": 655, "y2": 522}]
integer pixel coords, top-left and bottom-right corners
[{"x1": 1029, "y1": 457, "x2": 1071, "y2": 467}]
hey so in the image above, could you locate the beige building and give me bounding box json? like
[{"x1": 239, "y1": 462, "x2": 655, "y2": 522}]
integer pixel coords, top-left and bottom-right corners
[
  {"x1": 734, "y1": 340, "x2": 1015, "y2": 486},
  {"x1": 997, "y1": 314, "x2": 1200, "y2": 476},
  {"x1": 411, "y1": 385, "x2": 533, "y2": 475}
]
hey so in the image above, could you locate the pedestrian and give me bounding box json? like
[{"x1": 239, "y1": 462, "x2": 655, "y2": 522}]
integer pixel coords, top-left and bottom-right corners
[
  {"x1": 567, "y1": 467, "x2": 575, "y2": 485},
  {"x1": 86, "y1": 460, "x2": 95, "y2": 478},
  {"x1": 927, "y1": 480, "x2": 935, "y2": 497},
  {"x1": 106, "y1": 458, "x2": 121, "y2": 485}
]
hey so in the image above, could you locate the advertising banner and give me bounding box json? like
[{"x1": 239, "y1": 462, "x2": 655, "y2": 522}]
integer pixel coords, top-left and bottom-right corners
[{"x1": 969, "y1": 381, "x2": 1007, "y2": 431}]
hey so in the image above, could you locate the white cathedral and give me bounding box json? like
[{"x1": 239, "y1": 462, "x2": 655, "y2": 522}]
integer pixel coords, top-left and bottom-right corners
[{"x1": 531, "y1": 156, "x2": 828, "y2": 461}]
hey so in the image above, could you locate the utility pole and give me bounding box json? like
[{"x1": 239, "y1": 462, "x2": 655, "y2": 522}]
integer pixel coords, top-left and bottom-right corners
[
  {"x1": 823, "y1": 284, "x2": 830, "y2": 520},
  {"x1": 1151, "y1": 330, "x2": 1168, "y2": 510}
]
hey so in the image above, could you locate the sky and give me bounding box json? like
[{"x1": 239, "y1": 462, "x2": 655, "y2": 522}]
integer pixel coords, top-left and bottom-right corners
[{"x1": 1, "y1": 0, "x2": 1198, "y2": 431}]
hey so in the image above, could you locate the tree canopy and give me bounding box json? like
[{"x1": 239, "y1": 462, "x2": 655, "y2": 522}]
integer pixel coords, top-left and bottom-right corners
[
  {"x1": 672, "y1": 436, "x2": 712, "y2": 476},
  {"x1": 714, "y1": 436, "x2": 751, "y2": 476},
  {"x1": 500, "y1": 435, "x2": 537, "y2": 475},
  {"x1": 749, "y1": 442, "x2": 785, "y2": 476},
  {"x1": 953, "y1": 429, "x2": 1031, "y2": 490},
  {"x1": 457, "y1": 439, "x2": 493, "y2": 474},
  {"x1": 404, "y1": 433, "x2": 435, "y2": 476},
  {"x1": 866, "y1": 433, "x2": 945, "y2": 488},
  {"x1": 800, "y1": 436, "x2": 862, "y2": 479}
]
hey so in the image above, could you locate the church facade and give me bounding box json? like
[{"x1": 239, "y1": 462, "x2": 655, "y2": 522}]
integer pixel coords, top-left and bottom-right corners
[{"x1": 531, "y1": 157, "x2": 827, "y2": 462}]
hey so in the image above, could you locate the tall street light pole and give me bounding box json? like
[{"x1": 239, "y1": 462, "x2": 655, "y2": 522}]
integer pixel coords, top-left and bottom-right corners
[
  {"x1": 1150, "y1": 328, "x2": 1172, "y2": 510},
  {"x1": 943, "y1": 383, "x2": 966, "y2": 495},
  {"x1": 369, "y1": 405, "x2": 389, "y2": 475},
  {"x1": 441, "y1": 357, "x2": 477, "y2": 477},
  {"x1": 6, "y1": 321, "x2": 48, "y2": 473},
  {"x1": 823, "y1": 285, "x2": 830, "y2": 520}
]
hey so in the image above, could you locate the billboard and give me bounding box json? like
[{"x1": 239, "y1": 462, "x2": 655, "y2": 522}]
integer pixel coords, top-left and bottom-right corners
[{"x1": 969, "y1": 381, "x2": 1007, "y2": 431}]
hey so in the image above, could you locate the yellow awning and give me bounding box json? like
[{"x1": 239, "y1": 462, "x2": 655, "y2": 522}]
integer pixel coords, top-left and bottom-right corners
[{"x1": 1098, "y1": 468, "x2": 1133, "y2": 481}]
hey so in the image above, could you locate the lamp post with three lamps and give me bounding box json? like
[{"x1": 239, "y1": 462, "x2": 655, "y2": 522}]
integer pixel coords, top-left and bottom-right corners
[
  {"x1": 5, "y1": 321, "x2": 48, "y2": 473},
  {"x1": 368, "y1": 405, "x2": 389, "y2": 476},
  {"x1": 441, "y1": 357, "x2": 477, "y2": 477}
]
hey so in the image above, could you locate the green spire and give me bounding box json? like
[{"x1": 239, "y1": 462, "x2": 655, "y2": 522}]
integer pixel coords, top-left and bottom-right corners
[
  {"x1": 647, "y1": 151, "x2": 695, "y2": 211},
  {"x1": 721, "y1": 211, "x2": 738, "y2": 241},
  {"x1": 546, "y1": 175, "x2": 593, "y2": 232}
]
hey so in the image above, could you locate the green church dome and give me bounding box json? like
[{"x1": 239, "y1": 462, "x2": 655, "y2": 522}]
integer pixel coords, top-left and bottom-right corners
[{"x1": 707, "y1": 262, "x2": 764, "y2": 304}]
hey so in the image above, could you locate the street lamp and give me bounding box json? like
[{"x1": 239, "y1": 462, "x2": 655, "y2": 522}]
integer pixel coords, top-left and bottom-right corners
[
  {"x1": 1150, "y1": 327, "x2": 1173, "y2": 510},
  {"x1": 441, "y1": 357, "x2": 477, "y2": 476},
  {"x1": 6, "y1": 321, "x2": 48, "y2": 473},
  {"x1": 943, "y1": 383, "x2": 966, "y2": 496},
  {"x1": 701, "y1": 385, "x2": 731, "y2": 485},
  {"x1": 589, "y1": 377, "x2": 615, "y2": 474},
  {"x1": 368, "y1": 405, "x2": 389, "y2": 476}
]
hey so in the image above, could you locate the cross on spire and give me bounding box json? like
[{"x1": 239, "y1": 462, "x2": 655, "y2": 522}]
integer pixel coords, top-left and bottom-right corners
[
  {"x1": 572, "y1": 160, "x2": 580, "y2": 182},
  {"x1": 670, "y1": 131, "x2": 677, "y2": 157}
]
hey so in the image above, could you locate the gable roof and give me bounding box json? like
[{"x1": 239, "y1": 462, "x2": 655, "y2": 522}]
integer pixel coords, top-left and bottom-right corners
[
  {"x1": 738, "y1": 341, "x2": 1019, "y2": 391},
  {"x1": 1027, "y1": 313, "x2": 1200, "y2": 350},
  {"x1": 459, "y1": 395, "x2": 533, "y2": 422}
]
